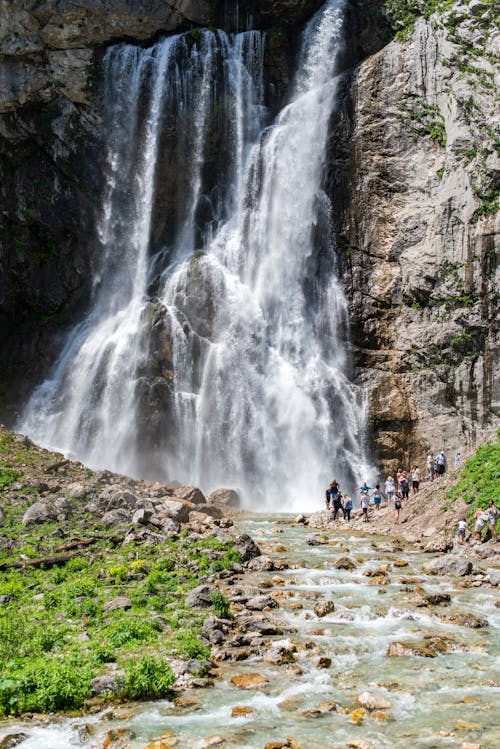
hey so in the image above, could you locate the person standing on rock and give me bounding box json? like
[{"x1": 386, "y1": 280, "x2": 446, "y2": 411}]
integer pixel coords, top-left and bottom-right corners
[
  {"x1": 371, "y1": 483, "x2": 384, "y2": 510},
  {"x1": 385, "y1": 476, "x2": 395, "y2": 505},
  {"x1": 332, "y1": 492, "x2": 344, "y2": 521},
  {"x1": 360, "y1": 491, "x2": 370, "y2": 522},
  {"x1": 456, "y1": 517, "x2": 467, "y2": 545},
  {"x1": 426, "y1": 453, "x2": 435, "y2": 481},
  {"x1": 436, "y1": 450, "x2": 447, "y2": 476},
  {"x1": 393, "y1": 493, "x2": 403, "y2": 524},
  {"x1": 486, "y1": 500, "x2": 499, "y2": 541},
  {"x1": 411, "y1": 464, "x2": 421, "y2": 495},
  {"x1": 474, "y1": 509, "x2": 488, "y2": 541},
  {"x1": 343, "y1": 495, "x2": 353, "y2": 522},
  {"x1": 325, "y1": 484, "x2": 331, "y2": 511},
  {"x1": 399, "y1": 472, "x2": 410, "y2": 500}
]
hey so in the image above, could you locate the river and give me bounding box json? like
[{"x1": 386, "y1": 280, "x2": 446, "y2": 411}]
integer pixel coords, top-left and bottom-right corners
[{"x1": 1, "y1": 515, "x2": 498, "y2": 748}]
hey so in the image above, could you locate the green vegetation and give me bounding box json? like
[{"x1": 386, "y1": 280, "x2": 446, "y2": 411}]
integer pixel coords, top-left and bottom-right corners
[
  {"x1": 0, "y1": 426, "x2": 239, "y2": 717},
  {"x1": 446, "y1": 436, "x2": 500, "y2": 514},
  {"x1": 384, "y1": 0, "x2": 454, "y2": 39},
  {"x1": 398, "y1": 97, "x2": 446, "y2": 147}
]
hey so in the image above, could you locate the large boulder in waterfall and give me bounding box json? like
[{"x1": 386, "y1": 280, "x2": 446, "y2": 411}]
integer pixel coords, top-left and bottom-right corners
[
  {"x1": 22, "y1": 502, "x2": 51, "y2": 526},
  {"x1": 175, "y1": 486, "x2": 206, "y2": 505},
  {"x1": 423, "y1": 555, "x2": 473, "y2": 577},
  {"x1": 234, "y1": 534, "x2": 262, "y2": 562},
  {"x1": 208, "y1": 488, "x2": 241, "y2": 508}
]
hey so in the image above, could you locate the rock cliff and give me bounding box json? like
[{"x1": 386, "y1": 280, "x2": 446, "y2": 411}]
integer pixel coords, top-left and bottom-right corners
[
  {"x1": 0, "y1": 0, "x2": 498, "y2": 472},
  {"x1": 328, "y1": 0, "x2": 499, "y2": 471}
]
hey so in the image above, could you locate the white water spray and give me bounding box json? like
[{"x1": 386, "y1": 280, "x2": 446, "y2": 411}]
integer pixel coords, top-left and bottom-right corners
[{"x1": 20, "y1": 0, "x2": 372, "y2": 509}]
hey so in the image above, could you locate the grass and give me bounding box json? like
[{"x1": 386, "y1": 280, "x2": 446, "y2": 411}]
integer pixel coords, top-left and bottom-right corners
[
  {"x1": 445, "y1": 435, "x2": 500, "y2": 514},
  {"x1": 0, "y1": 426, "x2": 241, "y2": 717}
]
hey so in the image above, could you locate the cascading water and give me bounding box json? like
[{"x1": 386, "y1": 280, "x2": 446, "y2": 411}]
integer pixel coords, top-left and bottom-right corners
[{"x1": 20, "y1": 0, "x2": 372, "y2": 509}]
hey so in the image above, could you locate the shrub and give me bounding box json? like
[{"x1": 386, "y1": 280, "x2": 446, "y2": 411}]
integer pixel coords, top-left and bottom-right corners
[
  {"x1": 176, "y1": 630, "x2": 211, "y2": 660},
  {"x1": 446, "y1": 439, "x2": 500, "y2": 512},
  {"x1": 211, "y1": 591, "x2": 231, "y2": 619},
  {"x1": 0, "y1": 468, "x2": 21, "y2": 490},
  {"x1": 120, "y1": 656, "x2": 175, "y2": 700},
  {"x1": 108, "y1": 619, "x2": 160, "y2": 648}
]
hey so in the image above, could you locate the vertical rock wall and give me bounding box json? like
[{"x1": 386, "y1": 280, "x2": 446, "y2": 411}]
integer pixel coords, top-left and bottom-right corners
[{"x1": 329, "y1": 0, "x2": 499, "y2": 471}]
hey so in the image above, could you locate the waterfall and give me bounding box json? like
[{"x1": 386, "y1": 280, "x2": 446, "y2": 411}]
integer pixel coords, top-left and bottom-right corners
[{"x1": 20, "y1": 0, "x2": 372, "y2": 509}]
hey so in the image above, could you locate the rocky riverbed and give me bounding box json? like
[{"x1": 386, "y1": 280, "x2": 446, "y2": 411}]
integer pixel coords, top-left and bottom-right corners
[{"x1": 1, "y1": 507, "x2": 498, "y2": 749}]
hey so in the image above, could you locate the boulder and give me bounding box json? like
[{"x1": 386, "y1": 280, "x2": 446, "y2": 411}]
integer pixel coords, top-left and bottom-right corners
[
  {"x1": 22, "y1": 502, "x2": 50, "y2": 526},
  {"x1": 0, "y1": 734, "x2": 29, "y2": 749},
  {"x1": 487, "y1": 569, "x2": 500, "y2": 586},
  {"x1": 91, "y1": 670, "x2": 123, "y2": 695},
  {"x1": 175, "y1": 486, "x2": 206, "y2": 505},
  {"x1": 424, "y1": 593, "x2": 451, "y2": 606},
  {"x1": 235, "y1": 534, "x2": 261, "y2": 562},
  {"x1": 295, "y1": 514, "x2": 307, "y2": 524},
  {"x1": 314, "y1": 600, "x2": 334, "y2": 618},
  {"x1": 447, "y1": 613, "x2": 488, "y2": 628},
  {"x1": 423, "y1": 555, "x2": 473, "y2": 577},
  {"x1": 101, "y1": 508, "x2": 131, "y2": 528},
  {"x1": 105, "y1": 489, "x2": 139, "y2": 511},
  {"x1": 158, "y1": 498, "x2": 191, "y2": 524},
  {"x1": 208, "y1": 488, "x2": 241, "y2": 507},
  {"x1": 316, "y1": 657, "x2": 331, "y2": 669},
  {"x1": 103, "y1": 596, "x2": 132, "y2": 612},
  {"x1": 246, "y1": 555, "x2": 275, "y2": 572},
  {"x1": 245, "y1": 595, "x2": 278, "y2": 611},
  {"x1": 67, "y1": 482, "x2": 88, "y2": 500},
  {"x1": 230, "y1": 673, "x2": 269, "y2": 688},
  {"x1": 306, "y1": 534, "x2": 327, "y2": 546},
  {"x1": 132, "y1": 508, "x2": 153, "y2": 525},
  {"x1": 334, "y1": 556, "x2": 357, "y2": 570},
  {"x1": 185, "y1": 585, "x2": 216, "y2": 609}
]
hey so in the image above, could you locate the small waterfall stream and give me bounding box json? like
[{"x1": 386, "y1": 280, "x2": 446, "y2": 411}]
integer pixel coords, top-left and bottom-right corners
[{"x1": 20, "y1": 0, "x2": 372, "y2": 509}]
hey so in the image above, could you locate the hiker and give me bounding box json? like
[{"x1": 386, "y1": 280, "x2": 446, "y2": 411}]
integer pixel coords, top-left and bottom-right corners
[
  {"x1": 385, "y1": 476, "x2": 395, "y2": 504},
  {"x1": 332, "y1": 492, "x2": 344, "y2": 521},
  {"x1": 371, "y1": 483, "x2": 384, "y2": 510},
  {"x1": 396, "y1": 467, "x2": 404, "y2": 487},
  {"x1": 399, "y1": 472, "x2": 410, "y2": 500},
  {"x1": 426, "y1": 453, "x2": 434, "y2": 481},
  {"x1": 486, "y1": 500, "x2": 499, "y2": 541},
  {"x1": 435, "y1": 450, "x2": 447, "y2": 476},
  {"x1": 456, "y1": 517, "x2": 467, "y2": 545},
  {"x1": 360, "y1": 491, "x2": 370, "y2": 522},
  {"x1": 358, "y1": 481, "x2": 371, "y2": 493},
  {"x1": 411, "y1": 464, "x2": 421, "y2": 494},
  {"x1": 343, "y1": 495, "x2": 353, "y2": 522},
  {"x1": 474, "y1": 509, "x2": 488, "y2": 541},
  {"x1": 454, "y1": 450, "x2": 461, "y2": 467},
  {"x1": 393, "y1": 493, "x2": 403, "y2": 524},
  {"x1": 325, "y1": 485, "x2": 331, "y2": 511}
]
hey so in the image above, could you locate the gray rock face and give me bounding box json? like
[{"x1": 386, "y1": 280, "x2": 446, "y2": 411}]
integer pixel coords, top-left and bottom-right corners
[
  {"x1": 101, "y1": 508, "x2": 130, "y2": 528},
  {"x1": 235, "y1": 534, "x2": 262, "y2": 562},
  {"x1": 185, "y1": 585, "x2": 215, "y2": 608},
  {"x1": 66, "y1": 482, "x2": 88, "y2": 500},
  {"x1": 175, "y1": 486, "x2": 206, "y2": 505},
  {"x1": 246, "y1": 555, "x2": 275, "y2": 572},
  {"x1": 487, "y1": 568, "x2": 500, "y2": 586},
  {"x1": 103, "y1": 596, "x2": 132, "y2": 612},
  {"x1": 208, "y1": 488, "x2": 241, "y2": 507},
  {"x1": 245, "y1": 595, "x2": 278, "y2": 611},
  {"x1": 158, "y1": 498, "x2": 191, "y2": 524}
]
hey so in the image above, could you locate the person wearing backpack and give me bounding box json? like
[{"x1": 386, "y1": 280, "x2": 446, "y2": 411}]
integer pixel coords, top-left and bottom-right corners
[
  {"x1": 332, "y1": 492, "x2": 344, "y2": 521},
  {"x1": 343, "y1": 495, "x2": 353, "y2": 522},
  {"x1": 399, "y1": 473, "x2": 410, "y2": 500},
  {"x1": 486, "y1": 500, "x2": 499, "y2": 541}
]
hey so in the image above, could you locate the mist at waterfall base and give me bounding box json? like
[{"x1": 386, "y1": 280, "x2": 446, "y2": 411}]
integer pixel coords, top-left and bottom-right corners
[{"x1": 20, "y1": 0, "x2": 372, "y2": 510}]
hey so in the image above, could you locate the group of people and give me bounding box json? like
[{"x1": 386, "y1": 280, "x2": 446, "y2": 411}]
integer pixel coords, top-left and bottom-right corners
[
  {"x1": 324, "y1": 480, "x2": 353, "y2": 521},
  {"x1": 467, "y1": 501, "x2": 499, "y2": 543}
]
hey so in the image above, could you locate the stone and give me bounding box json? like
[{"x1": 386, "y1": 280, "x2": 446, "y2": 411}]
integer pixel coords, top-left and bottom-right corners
[
  {"x1": 306, "y1": 534, "x2": 327, "y2": 546},
  {"x1": 175, "y1": 486, "x2": 206, "y2": 505},
  {"x1": 347, "y1": 741, "x2": 373, "y2": 749},
  {"x1": 246, "y1": 555, "x2": 275, "y2": 571},
  {"x1": 0, "y1": 735, "x2": 29, "y2": 749},
  {"x1": 295, "y1": 514, "x2": 307, "y2": 524},
  {"x1": 235, "y1": 534, "x2": 262, "y2": 562},
  {"x1": 67, "y1": 482, "x2": 88, "y2": 499},
  {"x1": 185, "y1": 585, "x2": 216, "y2": 609},
  {"x1": 104, "y1": 489, "x2": 139, "y2": 511},
  {"x1": 102, "y1": 728, "x2": 136, "y2": 747},
  {"x1": 393, "y1": 559, "x2": 409, "y2": 567},
  {"x1": 447, "y1": 613, "x2": 488, "y2": 628},
  {"x1": 103, "y1": 596, "x2": 132, "y2": 612},
  {"x1": 462, "y1": 743, "x2": 481, "y2": 749},
  {"x1": 355, "y1": 691, "x2": 392, "y2": 710},
  {"x1": 208, "y1": 488, "x2": 241, "y2": 507},
  {"x1": 230, "y1": 673, "x2": 269, "y2": 688},
  {"x1": 231, "y1": 706, "x2": 253, "y2": 716},
  {"x1": 101, "y1": 509, "x2": 131, "y2": 528},
  {"x1": 424, "y1": 593, "x2": 451, "y2": 605},
  {"x1": 487, "y1": 569, "x2": 500, "y2": 586},
  {"x1": 316, "y1": 656, "x2": 331, "y2": 668},
  {"x1": 245, "y1": 594, "x2": 278, "y2": 611},
  {"x1": 423, "y1": 556, "x2": 473, "y2": 577},
  {"x1": 22, "y1": 502, "x2": 51, "y2": 526},
  {"x1": 335, "y1": 556, "x2": 357, "y2": 570},
  {"x1": 91, "y1": 672, "x2": 123, "y2": 695},
  {"x1": 314, "y1": 600, "x2": 335, "y2": 617},
  {"x1": 158, "y1": 499, "x2": 191, "y2": 524},
  {"x1": 132, "y1": 508, "x2": 152, "y2": 525},
  {"x1": 387, "y1": 641, "x2": 436, "y2": 658}
]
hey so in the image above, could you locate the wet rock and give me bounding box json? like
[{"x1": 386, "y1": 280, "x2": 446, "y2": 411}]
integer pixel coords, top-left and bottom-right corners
[
  {"x1": 101, "y1": 509, "x2": 131, "y2": 528},
  {"x1": 423, "y1": 556, "x2": 473, "y2": 577},
  {"x1": 91, "y1": 671, "x2": 123, "y2": 695},
  {"x1": 462, "y1": 743, "x2": 481, "y2": 749},
  {"x1": 175, "y1": 486, "x2": 206, "y2": 505},
  {"x1": 102, "y1": 728, "x2": 136, "y2": 747},
  {"x1": 22, "y1": 502, "x2": 50, "y2": 526},
  {"x1": 393, "y1": 559, "x2": 409, "y2": 567},
  {"x1": 487, "y1": 569, "x2": 500, "y2": 586},
  {"x1": 231, "y1": 705, "x2": 253, "y2": 716},
  {"x1": 0, "y1": 735, "x2": 29, "y2": 749},
  {"x1": 387, "y1": 641, "x2": 436, "y2": 658},
  {"x1": 295, "y1": 514, "x2": 307, "y2": 524},
  {"x1": 185, "y1": 585, "x2": 216, "y2": 608},
  {"x1": 306, "y1": 534, "x2": 328, "y2": 546},
  {"x1": 447, "y1": 613, "x2": 488, "y2": 628},
  {"x1": 103, "y1": 596, "x2": 132, "y2": 612},
  {"x1": 208, "y1": 488, "x2": 241, "y2": 507},
  {"x1": 356, "y1": 691, "x2": 392, "y2": 710},
  {"x1": 235, "y1": 534, "x2": 261, "y2": 561},
  {"x1": 314, "y1": 600, "x2": 334, "y2": 617},
  {"x1": 424, "y1": 593, "x2": 451, "y2": 606},
  {"x1": 349, "y1": 707, "x2": 366, "y2": 725},
  {"x1": 230, "y1": 673, "x2": 269, "y2": 688},
  {"x1": 335, "y1": 556, "x2": 357, "y2": 570},
  {"x1": 245, "y1": 594, "x2": 278, "y2": 611},
  {"x1": 246, "y1": 554, "x2": 275, "y2": 571},
  {"x1": 347, "y1": 740, "x2": 373, "y2": 749},
  {"x1": 316, "y1": 656, "x2": 331, "y2": 669},
  {"x1": 286, "y1": 664, "x2": 303, "y2": 676}
]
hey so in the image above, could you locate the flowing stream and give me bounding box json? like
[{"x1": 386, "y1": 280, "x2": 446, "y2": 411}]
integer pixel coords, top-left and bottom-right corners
[
  {"x1": 1, "y1": 517, "x2": 498, "y2": 748},
  {"x1": 20, "y1": 0, "x2": 372, "y2": 510}
]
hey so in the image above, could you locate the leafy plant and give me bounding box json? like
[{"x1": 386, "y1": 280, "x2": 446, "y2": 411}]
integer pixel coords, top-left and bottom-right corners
[
  {"x1": 211, "y1": 590, "x2": 231, "y2": 619},
  {"x1": 176, "y1": 630, "x2": 211, "y2": 660},
  {"x1": 0, "y1": 468, "x2": 21, "y2": 490},
  {"x1": 120, "y1": 656, "x2": 175, "y2": 700}
]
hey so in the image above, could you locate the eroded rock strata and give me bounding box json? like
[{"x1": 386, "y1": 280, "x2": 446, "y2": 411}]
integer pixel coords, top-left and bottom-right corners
[{"x1": 0, "y1": 0, "x2": 498, "y2": 470}]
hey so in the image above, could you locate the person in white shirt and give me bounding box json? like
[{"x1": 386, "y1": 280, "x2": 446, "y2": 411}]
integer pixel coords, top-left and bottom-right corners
[
  {"x1": 456, "y1": 518, "x2": 467, "y2": 545},
  {"x1": 385, "y1": 476, "x2": 395, "y2": 503},
  {"x1": 426, "y1": 453, "x2": 434, "y2": 481},
  {"x1": 411, "y1": 465, "x2": 421, "y2": 494}
]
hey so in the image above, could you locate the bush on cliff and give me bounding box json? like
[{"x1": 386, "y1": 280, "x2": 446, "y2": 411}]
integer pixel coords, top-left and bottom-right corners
[{"x1": 446, "y1": 436, "x2": 500, "y2": 512}]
